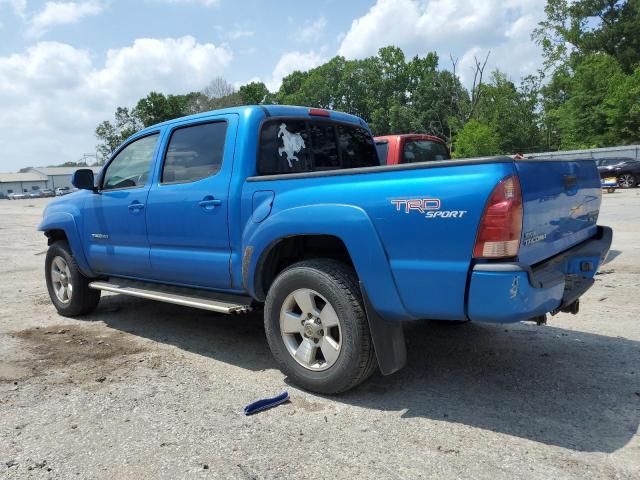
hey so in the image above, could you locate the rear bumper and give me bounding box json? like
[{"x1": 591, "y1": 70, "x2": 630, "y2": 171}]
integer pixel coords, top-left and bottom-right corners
[{"x1": 467, "y1": 226, "x2": 612, "y2": 323}]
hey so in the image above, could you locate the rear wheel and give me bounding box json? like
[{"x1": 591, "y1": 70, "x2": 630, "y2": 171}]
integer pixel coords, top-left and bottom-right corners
[
  {"x1": 45, "y1": 241, "x2": 100, "y2": 317},
  {"x1": 618, "y1": 174, "x2": 636, "y2": 188},
  {"x1": 264, "y1": 259, "x2": 377, "y2": 394}
]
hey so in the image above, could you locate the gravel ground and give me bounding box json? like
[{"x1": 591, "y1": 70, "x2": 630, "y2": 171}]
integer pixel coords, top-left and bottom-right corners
[{"x1": 0, "y1": 190, "x2": 639, "y2": 479}]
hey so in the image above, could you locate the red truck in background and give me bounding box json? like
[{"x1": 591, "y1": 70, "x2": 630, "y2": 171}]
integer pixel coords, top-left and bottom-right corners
[{"x1": 375, "y1": 134, "x2": 450, "y2": 165}]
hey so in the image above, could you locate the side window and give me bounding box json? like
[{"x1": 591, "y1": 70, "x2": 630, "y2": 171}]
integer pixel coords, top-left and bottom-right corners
[
  {"x1": 258, "y1": 120, "x2": 311, "y2": 174},
  {"x1": 403, "y1": 140, "x2": 450, "y2": 163},
  {"x1": 337, "y1": 124, "x2": 380, "y2": 168},
  {"x1": 162, "y1": 122, "x2": 227, "y2": 184},
  {"x1": 309, "y1": 122, "x2": 339, "y2": 170},
  {"x1": 102, "y1": 134, "x2": 159, "y2": 191}
]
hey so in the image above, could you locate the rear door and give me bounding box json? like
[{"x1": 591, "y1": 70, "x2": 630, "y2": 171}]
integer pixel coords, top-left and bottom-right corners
[
  {"x1": 515, "y1": 159, "x2": 601, "y2": 266},
  {"x1": 145, "y1": 116, "x2": 237, "y2": 289}
]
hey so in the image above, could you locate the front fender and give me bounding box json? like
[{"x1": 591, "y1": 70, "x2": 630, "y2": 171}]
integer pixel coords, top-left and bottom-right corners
[
  {"x1": 244, "y1": 204, "x2": 412, "y2": 321},
  {"x1": 38, "y1": 211, "x2": 94, "y2": 277}
]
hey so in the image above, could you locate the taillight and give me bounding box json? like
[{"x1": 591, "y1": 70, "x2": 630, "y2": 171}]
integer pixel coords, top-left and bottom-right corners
[{"x1": 473, "y1": 175, "x2": 523, "y2": 259}]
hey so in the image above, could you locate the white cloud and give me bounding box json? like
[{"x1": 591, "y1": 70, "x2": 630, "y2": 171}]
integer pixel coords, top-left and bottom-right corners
[
  {"x1": 266, "y1": 50, "x2": 325, "y2": 91},
  {"x1": 0, "y1": 37, "x2": 232, "y2": 170},
  {"x1": 337, "y1": 0, "x2": 545, "y2": 85},
  {"x1": 28, "y1": 1, "x2": 104, "y2": 38},
  {"x1": 298, "y1": 17, "x2": 327, "y2": 43}
]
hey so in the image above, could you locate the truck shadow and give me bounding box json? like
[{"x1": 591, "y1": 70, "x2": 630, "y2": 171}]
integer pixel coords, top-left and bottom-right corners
[
  {"x1": 341, "y1": 320, "x2": 640, "y2": 454},
  {"x1": 88, "y1": 294, "x2": 639, "y2": 454}
]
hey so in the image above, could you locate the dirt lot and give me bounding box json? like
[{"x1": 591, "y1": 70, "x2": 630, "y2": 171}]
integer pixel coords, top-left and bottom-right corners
[{"x1": 0, "y1": 191, "x2": 639, "y2": 479}]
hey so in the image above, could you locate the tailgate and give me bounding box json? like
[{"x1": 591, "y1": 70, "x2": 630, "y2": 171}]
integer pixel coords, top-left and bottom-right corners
[{"x1": 515, "y1": 159, "x2": 601, "y2": 266}]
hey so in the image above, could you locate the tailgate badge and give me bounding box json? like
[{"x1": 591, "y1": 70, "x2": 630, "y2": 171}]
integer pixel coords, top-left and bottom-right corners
[{"x1": 523, "y1": 231, "x2": 546, "y2": 246}]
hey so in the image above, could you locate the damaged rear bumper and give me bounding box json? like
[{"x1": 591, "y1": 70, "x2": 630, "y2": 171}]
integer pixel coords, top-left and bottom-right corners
[{"x1": 467, "y1": 226, "x2": 612, "y2": 323}]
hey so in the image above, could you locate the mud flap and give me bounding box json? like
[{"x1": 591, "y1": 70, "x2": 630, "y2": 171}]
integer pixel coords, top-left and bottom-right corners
[{"x1": 359, "y1": 283, "x2": 407, "y2": 376}]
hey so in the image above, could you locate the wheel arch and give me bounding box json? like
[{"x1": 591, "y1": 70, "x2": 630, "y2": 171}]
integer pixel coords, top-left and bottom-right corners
[
  {"x1": 244, "y1": 204, "x2": 411, "y2": 322},
  {"x1": 254, "y1": 234, "x2": 354, "y2": 301},
  {"x1": 39, "y1": 211, "x2": 94, "y2": 277}
]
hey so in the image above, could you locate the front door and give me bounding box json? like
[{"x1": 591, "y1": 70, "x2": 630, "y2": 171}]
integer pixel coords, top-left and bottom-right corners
[
  {"x1": 145, "y1": 117, "x2": 235, "y2": 289},
  {"x1": 83, "y1": 133, "x2": 160, "y2": 278}
]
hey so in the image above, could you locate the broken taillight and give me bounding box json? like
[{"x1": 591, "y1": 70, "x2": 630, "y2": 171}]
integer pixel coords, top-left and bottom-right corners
[{"x1": 473, "y1": 175, "x2": 523, "y2": 259}]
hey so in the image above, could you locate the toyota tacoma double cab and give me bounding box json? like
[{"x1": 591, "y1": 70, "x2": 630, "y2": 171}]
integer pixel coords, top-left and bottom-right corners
[{"x1": 39, "y1": 105, "x2": 612, "y2": 394}]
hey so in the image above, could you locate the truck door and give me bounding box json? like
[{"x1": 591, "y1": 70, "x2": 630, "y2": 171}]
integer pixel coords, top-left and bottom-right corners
[
  {"x1": 145, "y1": 116, "x2": 236, "y2": 289},
  {"x1": 83, "y1": 133, "x2": 160, "y2": 278}
]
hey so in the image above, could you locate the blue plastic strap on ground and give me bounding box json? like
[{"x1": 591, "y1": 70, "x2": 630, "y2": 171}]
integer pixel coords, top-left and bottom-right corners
[{"x1": 243, "y1": 391, "x2": 289, "y2": 415}]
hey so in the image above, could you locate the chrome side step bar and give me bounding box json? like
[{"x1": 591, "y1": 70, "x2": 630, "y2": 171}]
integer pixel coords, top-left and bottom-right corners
[{"x1": 89, "y1": 279, "x2": 253, "y2": 314}]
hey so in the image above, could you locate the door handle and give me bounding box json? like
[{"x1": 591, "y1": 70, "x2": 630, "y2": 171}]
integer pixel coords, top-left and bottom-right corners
[
  {"x1": 128, "y1": 202, "x2": 145, "y2": 211},
  {"x1": 199, "y1": 197, "x2": 222, "y2": 209}
]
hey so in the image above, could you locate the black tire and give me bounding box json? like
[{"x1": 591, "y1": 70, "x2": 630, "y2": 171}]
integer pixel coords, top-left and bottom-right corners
[
  {"x1": 264, "y1": 259, "x2": 377, "y2": 394},
  {"x1": 45, "y1": 240, "x2": 101, "y2": 317}
]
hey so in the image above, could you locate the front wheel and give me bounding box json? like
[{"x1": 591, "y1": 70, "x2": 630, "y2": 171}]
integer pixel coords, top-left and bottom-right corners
[
  {"x1": 45, "y1": 241, "x2": 101, "y2": 317},
  {"x1": 618, "y1": 174, "x2": 636, "y2": 188},
  {"x1": 264, "y1": 259, "x2": 377, "y2": 394}
]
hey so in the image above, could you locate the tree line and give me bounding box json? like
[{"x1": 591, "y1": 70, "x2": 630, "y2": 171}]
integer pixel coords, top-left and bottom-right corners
[{"x1": 95, "y1": 0, "x2": 639, "y2": 161}]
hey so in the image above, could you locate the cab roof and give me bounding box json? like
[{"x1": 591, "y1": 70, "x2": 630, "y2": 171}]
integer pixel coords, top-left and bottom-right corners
[{"x1": 136, "y1": 105, "x2": 368, "y2": 137}]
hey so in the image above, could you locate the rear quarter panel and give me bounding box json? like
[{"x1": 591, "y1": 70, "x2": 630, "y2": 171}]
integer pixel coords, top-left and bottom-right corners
[{"x1": 242, "y1": 160, "x2": 515, "y2": 321}]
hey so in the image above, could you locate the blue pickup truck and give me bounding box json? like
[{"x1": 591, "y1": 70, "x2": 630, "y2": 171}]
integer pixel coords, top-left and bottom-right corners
[{"x1": 39, "y1": 105, "x2": 612, "y2": 394}]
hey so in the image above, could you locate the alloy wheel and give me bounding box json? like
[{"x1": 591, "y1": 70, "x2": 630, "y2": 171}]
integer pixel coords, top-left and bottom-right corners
[
  {"x1": 51, "y1": 256, "x2": 73, "y2": 304},
  {"x1": 279, "y1": 288, "x2": 342, "y2": 371}
]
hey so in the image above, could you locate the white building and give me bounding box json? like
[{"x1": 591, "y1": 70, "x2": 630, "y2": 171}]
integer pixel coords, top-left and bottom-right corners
[
  {"x1": 0, "y1": 172, "x2": 49, "y2": 196},
  {"x1": 28, "y1": 166, "x2": 102, "y2": 190}
]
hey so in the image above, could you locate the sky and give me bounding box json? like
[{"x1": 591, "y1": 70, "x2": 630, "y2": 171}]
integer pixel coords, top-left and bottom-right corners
[{"x1": 0, "y1": 0, "x2": 547, "y2": 171}]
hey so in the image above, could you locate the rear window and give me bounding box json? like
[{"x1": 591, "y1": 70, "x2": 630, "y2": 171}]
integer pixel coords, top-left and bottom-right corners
[
  {"x1": 402, "y1": 140, "x2": 449, "y2": 163},
  {"x1": 258, "y1": 119, "x2": 379, "y2": 175},
  {"x1": 375, "y1": 141, "x2": 389, "y2": 164}
]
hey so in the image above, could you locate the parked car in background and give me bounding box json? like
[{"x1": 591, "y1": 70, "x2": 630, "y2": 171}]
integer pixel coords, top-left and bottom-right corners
[
  {"x1": 39, "y1": 105, "x2": 611, "y2": 394},
  {"x1": 8, "y1": 192, "x2": 29, "y2": 200},
  {"x1": 29, "y1": 190, "x2": 44, "y2": 198},
  {"x1": 55, "y1": 187, "x2": 71, "y2": 196},
  {"x1": 40, "y1": 189, "x2": 56, "y2": 198},
  {"x1": 595, "y1": 157, "x2": 640, "y2": 188},
  {"x1": 374, "y1": 134, "x2": 450, "y2": 165}
]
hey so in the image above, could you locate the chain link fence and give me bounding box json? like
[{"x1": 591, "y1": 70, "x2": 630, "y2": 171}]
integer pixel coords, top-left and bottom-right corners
[{"x1": 527, "y1": 145, "x2": 640, "y2": 161}]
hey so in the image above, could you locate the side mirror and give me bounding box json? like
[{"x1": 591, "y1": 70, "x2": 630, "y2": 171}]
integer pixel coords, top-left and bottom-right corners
[{"x1": 71, "y1": 169, "x2": 96, "y2": 191}]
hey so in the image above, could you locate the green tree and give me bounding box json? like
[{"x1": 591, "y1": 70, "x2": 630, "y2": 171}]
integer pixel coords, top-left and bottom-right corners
[
  {"x1": 453, "y1": 120, "x2": 500, "y2": 158},
  {"x1": 476, "y1": 71, "x2": 542, "y2": 153},
  {"x1": 605, "y1": 66, "x2": 640, "y2": 144},
  {"x1": 95, "y1": 107, "x2": 141, "y2": 160},
  {"x1": 239, "y1": 81, "x2": 270, "y2": 104},
  {"x1": 134, "y1": 91, "x2": 201, "y2": 127},
  {"x1": 534, "y1": 0, "x2": 640, "y2": 73},
  {"x1": 553, "y1": 53, "x2": 625, "y2": 148}
]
